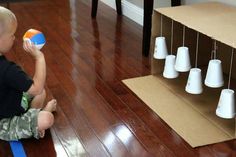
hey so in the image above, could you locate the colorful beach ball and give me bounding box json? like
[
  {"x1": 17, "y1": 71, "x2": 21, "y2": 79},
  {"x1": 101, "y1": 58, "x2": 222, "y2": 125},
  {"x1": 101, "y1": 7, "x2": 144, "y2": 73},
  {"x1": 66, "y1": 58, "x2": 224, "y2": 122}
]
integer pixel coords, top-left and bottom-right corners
[{"x1": 23, "y1": 29, "x2": 46, "y2": 50}]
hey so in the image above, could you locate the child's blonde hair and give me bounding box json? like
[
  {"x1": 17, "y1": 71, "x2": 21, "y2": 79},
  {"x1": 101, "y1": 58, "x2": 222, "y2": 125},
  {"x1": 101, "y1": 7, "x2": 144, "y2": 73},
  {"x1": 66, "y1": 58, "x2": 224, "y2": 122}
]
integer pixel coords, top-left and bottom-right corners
[{"x1": 0, "y1": 6, "x2": 17, "y2": 36}]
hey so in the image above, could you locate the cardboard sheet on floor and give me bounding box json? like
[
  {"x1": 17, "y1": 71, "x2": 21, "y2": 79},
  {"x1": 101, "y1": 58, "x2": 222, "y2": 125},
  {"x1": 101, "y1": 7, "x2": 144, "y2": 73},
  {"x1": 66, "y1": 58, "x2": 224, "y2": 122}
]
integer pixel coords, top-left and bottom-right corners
[{"x1": 123, "y1": 75, "x2": 235, "y2": 147}]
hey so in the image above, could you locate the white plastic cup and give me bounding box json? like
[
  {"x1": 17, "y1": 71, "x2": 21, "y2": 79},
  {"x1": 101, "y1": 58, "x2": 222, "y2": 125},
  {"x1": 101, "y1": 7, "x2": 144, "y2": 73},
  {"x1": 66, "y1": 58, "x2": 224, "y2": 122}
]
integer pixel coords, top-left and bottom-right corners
[
  {"x1": 216, "y1": 89, "x2": 235, "y2": 119},
  {"x1": 163, "y1": 55, "x2": 179, "y2": 79},
  {"x1": 204, "y1": 59, "x2": 224, "y2": 88},
  {"x1": 175, "y1": 46, "x2": 191, "y2": 72},
  {"x1": 153, "y1": 37, "x2": 168, "y2": 59},
  {"x1": 185, "y1": 68, "x2": 203, "y2": 94}
]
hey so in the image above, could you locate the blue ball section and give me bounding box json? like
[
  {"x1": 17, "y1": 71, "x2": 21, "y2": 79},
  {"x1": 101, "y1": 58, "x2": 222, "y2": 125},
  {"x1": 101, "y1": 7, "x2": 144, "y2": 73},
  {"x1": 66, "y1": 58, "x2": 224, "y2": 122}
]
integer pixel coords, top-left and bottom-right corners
[{"x1": 30, "y1": 33, "x2": 46, "y2": 45}]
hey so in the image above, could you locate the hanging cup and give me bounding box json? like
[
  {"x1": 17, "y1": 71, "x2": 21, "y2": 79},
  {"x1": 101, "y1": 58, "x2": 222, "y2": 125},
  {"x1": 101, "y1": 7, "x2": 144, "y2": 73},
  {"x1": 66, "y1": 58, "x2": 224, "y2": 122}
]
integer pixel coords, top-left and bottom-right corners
[
  {"x1": 175, "y1": 46, "x2": 191, "y2": 72},
  {"x1": 163, "y1": 55, "x2": 179, "y2": 79},
  {"x1": 216, "y1": 89, "x2": 235, "y2": 119},
  {"x1": 204, "y1": 59, "x2": 224, "y2": 88},
  {"x1": 153, "y1": 37, "x2": 168, "y2": 59},
  {"x1": 185, "y1": 68, "x2": 203, "y2": 94}
]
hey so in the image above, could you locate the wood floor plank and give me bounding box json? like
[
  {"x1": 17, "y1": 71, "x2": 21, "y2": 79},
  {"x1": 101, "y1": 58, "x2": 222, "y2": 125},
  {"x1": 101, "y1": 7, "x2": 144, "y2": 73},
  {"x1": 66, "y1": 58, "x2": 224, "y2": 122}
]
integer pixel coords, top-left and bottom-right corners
[
  {"x1": 22, "y1": 131, "x2": 56, "y2": 157},
  {"x1": 0, "y1": 141, "x2": 12, "y2": 157},
  {"x1": 45, "y1": 40, "x2": 148, "y2": 157},
  {"x1": 50, "y1": 128, "x2": 69, "y2": 157},
  {"x1": 42, "y1": 29, "x2": 175, "y2": 156},
  {"x1": 41, "y1": 24, "x2": 172, "y2": 157}
]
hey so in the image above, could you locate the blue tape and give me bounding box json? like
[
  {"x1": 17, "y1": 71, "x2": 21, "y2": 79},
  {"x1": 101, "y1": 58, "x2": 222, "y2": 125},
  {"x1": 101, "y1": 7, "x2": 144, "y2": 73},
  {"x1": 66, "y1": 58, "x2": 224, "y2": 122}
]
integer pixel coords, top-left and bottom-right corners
[{"x1": 9, "y1": 141, "x2": 27, "y2": 157}]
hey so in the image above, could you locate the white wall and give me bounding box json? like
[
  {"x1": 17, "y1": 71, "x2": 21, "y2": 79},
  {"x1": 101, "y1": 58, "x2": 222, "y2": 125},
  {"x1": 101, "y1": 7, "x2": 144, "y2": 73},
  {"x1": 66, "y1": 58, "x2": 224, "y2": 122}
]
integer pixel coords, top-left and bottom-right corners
[
  {"x1": 101, "y1": 0, "x2": 236, "y2": 26},
  {"x1": 101, "y1": 0, "x2": 171, "y2": 26},
  {"x1": 126, "y1": 0, "x2": 142, "y2": 8},
  {"x1": 154, "y1": 0, "x2": 171, "y2": 8},
  {"x1": 125, "y1": 0, "x2": 171, "y2": 8},
  {"x1": 182, "y1": 0, "x2": 236, "y2": 6}
]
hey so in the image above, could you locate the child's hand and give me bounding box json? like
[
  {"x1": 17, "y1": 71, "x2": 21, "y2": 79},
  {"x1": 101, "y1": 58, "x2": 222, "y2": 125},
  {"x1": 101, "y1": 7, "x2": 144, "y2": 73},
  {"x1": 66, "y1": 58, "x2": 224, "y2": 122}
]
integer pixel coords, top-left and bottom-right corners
[{"x1": 23, "y1": 39, "x2": 43, "y2": 59}]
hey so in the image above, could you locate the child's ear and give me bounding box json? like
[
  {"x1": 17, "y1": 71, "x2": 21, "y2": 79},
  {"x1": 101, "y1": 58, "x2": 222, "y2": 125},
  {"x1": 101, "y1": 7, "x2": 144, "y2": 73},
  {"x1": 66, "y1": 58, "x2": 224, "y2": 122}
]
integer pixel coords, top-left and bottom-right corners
[
  {"x1": 0, "y1": 20, "x2": 7, "y2": 37},
  {"x1": 0, "y1": 21, "x2": 3, "y2": 35},
  {"x1": 0, "y1": 20, "x2": 3, "y2": 32}
]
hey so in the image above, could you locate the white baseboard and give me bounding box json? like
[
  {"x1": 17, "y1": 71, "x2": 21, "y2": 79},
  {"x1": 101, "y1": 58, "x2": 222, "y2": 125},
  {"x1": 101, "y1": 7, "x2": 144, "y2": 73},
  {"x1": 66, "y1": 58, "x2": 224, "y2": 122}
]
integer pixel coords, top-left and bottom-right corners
[{"x1": 100, "y1": 0, "x2": 144, "y2": 26}]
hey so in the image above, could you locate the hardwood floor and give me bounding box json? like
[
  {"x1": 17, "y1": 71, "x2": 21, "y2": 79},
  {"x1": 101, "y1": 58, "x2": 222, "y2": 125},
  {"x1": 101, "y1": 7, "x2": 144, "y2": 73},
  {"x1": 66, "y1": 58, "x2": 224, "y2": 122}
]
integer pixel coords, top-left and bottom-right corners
[{"x1": 1, "y1": 0, "x2": 236, "y2": 156}]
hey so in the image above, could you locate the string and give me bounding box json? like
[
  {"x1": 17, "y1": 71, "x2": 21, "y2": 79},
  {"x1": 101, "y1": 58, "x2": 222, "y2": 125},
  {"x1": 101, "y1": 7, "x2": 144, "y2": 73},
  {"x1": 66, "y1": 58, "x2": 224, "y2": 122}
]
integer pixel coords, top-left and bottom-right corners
[
  {"x1": 160, "y1": 15, "x2": 163, "y2": 37},
  {"x1": 183, "y1": 26, "x2": 185, "y2": 46},
  {"x1": 171, "y1": 20, "x2": 173, "y2": 55},
  {"x1": 228, "y1": 48, "x2": 234, "y2": 89},
  {"x1": 195, "y1": 32, "x2": 199, "y2": 68},
  {"x1": 214, "y1": 40, "x2": 217, "y2": 59},
  {"x1": 211, "y1": 40, "x2": 214, "y2": 59}
]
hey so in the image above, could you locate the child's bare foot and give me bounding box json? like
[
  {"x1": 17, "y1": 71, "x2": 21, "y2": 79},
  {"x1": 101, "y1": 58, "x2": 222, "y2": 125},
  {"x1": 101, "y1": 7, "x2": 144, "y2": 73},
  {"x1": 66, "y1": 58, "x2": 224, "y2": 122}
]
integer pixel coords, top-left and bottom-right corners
[
  {"x1": 43, "y1": 99, "x2": 57, "y2": 112},
  {"x1": 39, "y1": 130, "x2": 45, "y2": 138}
]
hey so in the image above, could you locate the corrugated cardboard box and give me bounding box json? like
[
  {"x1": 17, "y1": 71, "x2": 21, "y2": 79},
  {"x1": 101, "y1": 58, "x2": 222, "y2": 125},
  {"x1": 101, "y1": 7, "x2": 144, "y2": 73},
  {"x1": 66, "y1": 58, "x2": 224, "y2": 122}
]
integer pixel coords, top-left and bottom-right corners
[{"x1": 123, "y1": 2, "x2": 236, "y2": 147}]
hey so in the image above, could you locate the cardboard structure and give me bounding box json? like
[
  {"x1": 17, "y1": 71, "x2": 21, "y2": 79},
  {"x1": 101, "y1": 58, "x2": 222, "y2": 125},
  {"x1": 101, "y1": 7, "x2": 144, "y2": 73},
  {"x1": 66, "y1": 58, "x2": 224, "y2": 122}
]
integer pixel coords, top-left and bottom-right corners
[{"x1": 123, "y1": 2, "x2": 236, "y2": 147}]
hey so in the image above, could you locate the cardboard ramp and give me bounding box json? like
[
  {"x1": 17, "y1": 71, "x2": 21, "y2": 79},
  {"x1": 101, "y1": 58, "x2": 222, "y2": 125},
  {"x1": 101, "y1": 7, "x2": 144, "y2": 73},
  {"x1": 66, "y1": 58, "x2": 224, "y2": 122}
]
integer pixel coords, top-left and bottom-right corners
[{"x1": 123, "y1": 75, "x2": 235, "y2": 147}]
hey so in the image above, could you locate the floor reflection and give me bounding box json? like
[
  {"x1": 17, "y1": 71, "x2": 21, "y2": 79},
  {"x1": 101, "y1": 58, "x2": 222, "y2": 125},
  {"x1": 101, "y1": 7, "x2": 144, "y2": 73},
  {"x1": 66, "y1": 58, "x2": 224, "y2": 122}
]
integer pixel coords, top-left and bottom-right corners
[{"x1": 114, "y1": 125, "x2": 132, "y2": 145}]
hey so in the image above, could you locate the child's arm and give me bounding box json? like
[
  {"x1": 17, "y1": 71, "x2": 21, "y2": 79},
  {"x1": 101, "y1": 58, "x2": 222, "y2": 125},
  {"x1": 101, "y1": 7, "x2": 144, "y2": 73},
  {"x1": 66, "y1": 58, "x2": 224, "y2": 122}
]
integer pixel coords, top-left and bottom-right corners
[{"x1": 23, "y1": 40, "x2": 46, "y2": 96}]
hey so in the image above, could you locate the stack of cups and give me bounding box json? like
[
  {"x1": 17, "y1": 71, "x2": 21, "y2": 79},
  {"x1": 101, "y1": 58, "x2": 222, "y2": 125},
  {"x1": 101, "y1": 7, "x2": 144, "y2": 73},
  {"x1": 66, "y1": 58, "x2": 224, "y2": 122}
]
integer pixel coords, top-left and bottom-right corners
[
  {"x1": 216, "y1": 89, "x2": 235, "y2": 119},
  {"x1": 185, "y1": 68, "x2": 203, "y2": 94},
  {"x1": 204, "y1": 59, "x2": 224, "y2": 88},
  {"x1": 163, "y1": 55, "x2": 179, "y2": 79},
  {"x1": 175, "y1": 46, "x2": 191, "y2": 72},
  {"x1": 153, "y1": 37, "x2": 168, "y2": 59}
]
